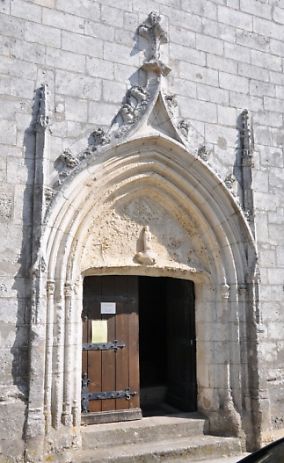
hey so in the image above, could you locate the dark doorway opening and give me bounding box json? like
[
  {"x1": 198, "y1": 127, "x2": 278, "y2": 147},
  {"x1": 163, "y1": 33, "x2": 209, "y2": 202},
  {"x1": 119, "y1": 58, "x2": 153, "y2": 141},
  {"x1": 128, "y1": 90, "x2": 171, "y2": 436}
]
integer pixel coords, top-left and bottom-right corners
[
  {"x1": 138, "y1": 277, "x2": 197, "y2": 416},
  {"x1": 81, "y1": 275, "x2": 197, "y2": 424}
]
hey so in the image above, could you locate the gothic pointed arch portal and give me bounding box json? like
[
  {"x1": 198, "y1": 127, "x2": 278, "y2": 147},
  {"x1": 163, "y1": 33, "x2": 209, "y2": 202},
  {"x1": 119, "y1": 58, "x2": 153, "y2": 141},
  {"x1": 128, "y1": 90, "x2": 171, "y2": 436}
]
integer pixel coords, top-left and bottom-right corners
[
  {"x1": 25, "y1": 13, "x2": 262, "y2": 459},
  {"x1": 36, "y1": 133, "x2": 258, "y2": 448}
]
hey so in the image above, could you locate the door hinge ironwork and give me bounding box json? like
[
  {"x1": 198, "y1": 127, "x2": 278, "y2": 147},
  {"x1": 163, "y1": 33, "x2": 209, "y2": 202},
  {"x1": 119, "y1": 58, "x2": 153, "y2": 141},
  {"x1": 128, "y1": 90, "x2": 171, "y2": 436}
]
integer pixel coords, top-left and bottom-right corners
[
  {"x1": 81, "y1": 378, "x2": 137, "y2": 413},
  {"x1": 82, "y1": 340, "x2": 126, "y2": 352}
]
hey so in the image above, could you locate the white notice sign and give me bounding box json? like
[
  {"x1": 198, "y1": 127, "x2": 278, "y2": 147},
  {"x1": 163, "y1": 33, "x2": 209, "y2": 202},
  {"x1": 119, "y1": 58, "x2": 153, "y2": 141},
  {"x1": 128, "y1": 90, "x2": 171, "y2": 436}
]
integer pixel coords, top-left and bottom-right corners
[
  {"x1": 100, "y1": 302, "x2": 116, "y2": 315},
  {"x1": 91, "y1": 320, "x2": 108, "y2": 344}
]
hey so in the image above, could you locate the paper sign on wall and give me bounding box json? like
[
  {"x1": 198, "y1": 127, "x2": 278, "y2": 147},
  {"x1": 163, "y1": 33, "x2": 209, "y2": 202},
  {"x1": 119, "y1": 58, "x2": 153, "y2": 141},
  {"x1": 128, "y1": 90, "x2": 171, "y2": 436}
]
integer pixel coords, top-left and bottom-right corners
[
  {"x1": 92, "y1": 320, "x2": 108, "y2": 343},
  {"x1": 100, "y1": 302, "x2": 116, "y2": 315}
]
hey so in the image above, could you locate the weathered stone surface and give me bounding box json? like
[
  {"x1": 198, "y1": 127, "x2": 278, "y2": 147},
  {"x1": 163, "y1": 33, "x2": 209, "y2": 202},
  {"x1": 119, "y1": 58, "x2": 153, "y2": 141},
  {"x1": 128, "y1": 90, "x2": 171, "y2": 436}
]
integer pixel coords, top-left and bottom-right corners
[{"x1": 0, "y1": 1, "x2": 283, "y2": 461}]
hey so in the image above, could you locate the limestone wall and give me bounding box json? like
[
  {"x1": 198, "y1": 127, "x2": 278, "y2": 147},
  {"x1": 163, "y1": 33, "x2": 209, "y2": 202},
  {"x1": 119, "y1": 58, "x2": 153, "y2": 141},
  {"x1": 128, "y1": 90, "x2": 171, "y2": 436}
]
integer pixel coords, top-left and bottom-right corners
[{"x1": 0, "y1": 0, "x2": 284, "y2": 460}]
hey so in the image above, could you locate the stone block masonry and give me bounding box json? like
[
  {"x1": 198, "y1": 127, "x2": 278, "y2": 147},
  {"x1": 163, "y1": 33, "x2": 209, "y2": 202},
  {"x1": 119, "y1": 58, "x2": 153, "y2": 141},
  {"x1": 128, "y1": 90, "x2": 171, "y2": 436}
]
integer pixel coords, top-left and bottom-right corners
[{"x1": 0, "y1": 0, "x2": 283, "y2": 461}]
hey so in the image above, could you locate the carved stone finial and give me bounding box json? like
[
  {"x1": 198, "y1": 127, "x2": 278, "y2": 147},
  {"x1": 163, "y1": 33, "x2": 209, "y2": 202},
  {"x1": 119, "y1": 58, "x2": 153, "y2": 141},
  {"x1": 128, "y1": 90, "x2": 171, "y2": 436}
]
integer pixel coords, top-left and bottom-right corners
[
  {"x1": 138, "y1": 11, "x2": 171, "y2": 76},
  {"x1": 36, "y1": 84, "x2": 50, "y2": 130},
  {"x1": 240, "y1": 109, "x2": 254, "y2": 167},
  {"x1": 60, "y1": 148, "x2": 79, "y2": 169},
  {"x1": 135, "y1": 225, "x2": 156, "y2": 265},
  {"x1": 224, "y1": 173, "x2": 236, "y2": 190}
]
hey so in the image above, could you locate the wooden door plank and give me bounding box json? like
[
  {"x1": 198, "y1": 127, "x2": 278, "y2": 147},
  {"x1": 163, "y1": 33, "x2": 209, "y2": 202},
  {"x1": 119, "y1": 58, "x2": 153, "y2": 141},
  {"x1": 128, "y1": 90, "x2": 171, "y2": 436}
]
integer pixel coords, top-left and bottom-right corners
[
  {"x1": 166, "y1": 278, "x2": 196, "y2": 411},
  {"x1": 82, "y1": 318, "x2": 88, "y2": 378},
  {"x1": 83, "y1": 278, "x2": 103, "y2": 413},
  {"x1": 128, "y1": 277, "x2": 140, "y2": 409},
  {"x1": 88, "y1": 350, "x2": 102, "y2": 412},
  {"x1": 88, "y1": 296, "x2": 102, "y2": 413},
  {"x1": 101, "y1": 320, "x2": 116, "y2": 410},
  {"x1": 101, "y1": 276, "x2": 116, "y2": 411},
  {"x1": 115, "y1": 277, "x2": 130, "y2": 410},
  {"x1": 82, "y1": 275, "x2": 140, "y2": 419}
]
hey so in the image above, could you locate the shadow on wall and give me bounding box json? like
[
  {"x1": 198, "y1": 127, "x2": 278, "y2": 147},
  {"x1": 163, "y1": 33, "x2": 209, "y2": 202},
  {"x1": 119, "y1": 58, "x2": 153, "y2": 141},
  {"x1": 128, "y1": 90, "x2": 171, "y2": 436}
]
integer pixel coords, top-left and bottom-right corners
[{"x1": 11, "y1": 88, "x2": 42, "y2": 439}]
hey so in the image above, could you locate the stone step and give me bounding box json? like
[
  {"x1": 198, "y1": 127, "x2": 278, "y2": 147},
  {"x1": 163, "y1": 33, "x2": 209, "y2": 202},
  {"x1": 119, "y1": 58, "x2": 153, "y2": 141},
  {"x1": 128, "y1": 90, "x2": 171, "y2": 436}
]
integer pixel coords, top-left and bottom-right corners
[
  {"x1": 74, "y1": 435, "x2": 242, "y2": 463},
  {"x1": 81, "y1": 413, "x2": 208, "y2": 449}
]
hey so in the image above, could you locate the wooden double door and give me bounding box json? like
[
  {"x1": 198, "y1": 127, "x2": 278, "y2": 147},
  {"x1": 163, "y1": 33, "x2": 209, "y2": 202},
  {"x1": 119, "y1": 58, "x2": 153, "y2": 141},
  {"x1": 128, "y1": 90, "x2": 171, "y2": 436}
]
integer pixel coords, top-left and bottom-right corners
[{"x1": 82, "y1": 275, "x2": 196, "y2": 424}]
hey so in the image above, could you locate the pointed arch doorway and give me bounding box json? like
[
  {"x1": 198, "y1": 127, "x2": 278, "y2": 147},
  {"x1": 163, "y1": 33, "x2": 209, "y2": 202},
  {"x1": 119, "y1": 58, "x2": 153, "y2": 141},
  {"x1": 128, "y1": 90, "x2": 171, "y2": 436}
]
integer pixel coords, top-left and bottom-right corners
[
  {"x1": 81, "y1": 274, "x2": 197, "y2": 424},
  {"x1": 33, "y1": 134, "x2": 258, "y2": 452}
]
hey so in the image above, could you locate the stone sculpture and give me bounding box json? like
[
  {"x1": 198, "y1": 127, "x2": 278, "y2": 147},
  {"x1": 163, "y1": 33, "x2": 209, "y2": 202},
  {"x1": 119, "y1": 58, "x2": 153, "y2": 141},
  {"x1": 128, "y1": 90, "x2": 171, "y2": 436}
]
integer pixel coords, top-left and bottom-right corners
[
  {"x1": 135, "y1": 225, "x2": 156, "y2": 265},
  {"x1": 138, "y1": 11, "x2": 171, "y2": 76}
]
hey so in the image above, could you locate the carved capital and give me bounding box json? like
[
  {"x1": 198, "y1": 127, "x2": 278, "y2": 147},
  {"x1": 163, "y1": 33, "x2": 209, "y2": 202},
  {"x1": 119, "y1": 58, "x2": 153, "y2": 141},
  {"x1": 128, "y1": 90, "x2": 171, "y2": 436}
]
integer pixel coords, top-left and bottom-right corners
[
  {"x1": 47, "y1": 280, "x2": 55, "y2": 296},
  {"x1": 64, "y1": 282, "x2": 74, "y2": 297},
  {"x1": 73, "y1": 278, "x2": 82, "y2": 296}
]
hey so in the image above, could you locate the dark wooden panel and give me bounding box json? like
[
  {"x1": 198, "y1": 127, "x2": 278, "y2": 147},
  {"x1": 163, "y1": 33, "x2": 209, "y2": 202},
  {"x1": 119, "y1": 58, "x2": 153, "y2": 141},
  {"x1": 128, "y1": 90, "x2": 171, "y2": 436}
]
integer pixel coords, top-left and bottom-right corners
[
  {"x1": 128, "y1": 277, "x2": 140, "y2": 409},
  {"x1": 82, "y1": 275, "x2": 140, "y2": 418},
  {"x1": 115, "y1": 301, "x2": 129, "y2": 410},
  {"x1": 84, "y1": 279, "x2": 102, "y2": 413},
  {"x1": 88, "y1": 350, "x2": 102, "y2": 412},
  {"x1": 166, "y1": 278, "x2": 196, "y2": 412},
  {"x1": 82, "y1": 318, "x2": 88, "y2": 379},
  {"x1": 101, "y1": 314, "x2": 116, "y2": 411}
]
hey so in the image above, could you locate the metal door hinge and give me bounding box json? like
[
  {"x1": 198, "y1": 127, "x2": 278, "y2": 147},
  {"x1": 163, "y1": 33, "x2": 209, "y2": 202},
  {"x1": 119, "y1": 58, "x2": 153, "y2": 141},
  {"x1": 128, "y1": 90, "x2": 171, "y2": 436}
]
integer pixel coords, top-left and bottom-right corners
[{"x1": 82, "y1": 340, "x2": 126, "y2": 352}]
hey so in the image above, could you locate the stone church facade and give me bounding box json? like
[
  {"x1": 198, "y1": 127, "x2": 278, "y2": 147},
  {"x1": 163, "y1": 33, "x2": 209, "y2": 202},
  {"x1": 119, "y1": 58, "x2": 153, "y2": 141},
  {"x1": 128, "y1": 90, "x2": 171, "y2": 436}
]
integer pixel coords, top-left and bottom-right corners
[{"x1": 0, "y1": 0, "x2": 284, "y2": 461}]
